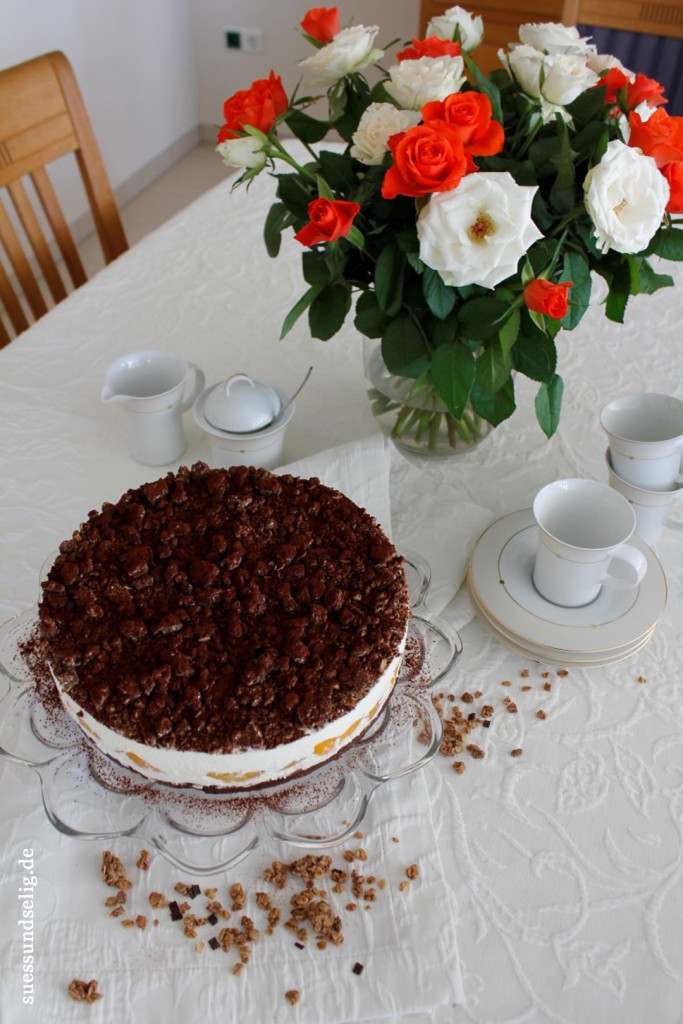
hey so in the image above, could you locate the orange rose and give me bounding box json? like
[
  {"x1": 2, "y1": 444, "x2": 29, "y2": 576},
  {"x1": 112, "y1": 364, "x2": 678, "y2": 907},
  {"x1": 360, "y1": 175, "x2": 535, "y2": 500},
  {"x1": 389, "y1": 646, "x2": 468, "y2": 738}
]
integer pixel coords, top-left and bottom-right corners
[
  {"x1": 628, "y1": 108, "x2": 683, "y2": 168},
  {"x1": 626, "y1": 73, "x2": 666, "y2": 110},
  {"x1": 396, "y1": 36, "x2": 461, "y2": 61},
  {"x1": 597, "y1": 67, "x2": 630, "y2": 105},
  {"x1": 422, "y1": 92, "x2": 504, "y2": 157},
  {"x1": 382, "y1": 123, "x2": 471, "y2": 200},
  {"x1": 301, "y1": 7, "x2": 340, "y2": 45},
  {"x1": 662, "y1": 161, "x2": 683, "y2": 213},
  {"x1": 218, "y1": 72, "x2": 288, "y2": 142},
  {"x1": 524, "y1": 279, "x2": 573, "y2": 319},
  {"x1": 294, "y1": 197, "x2": 361, "y2": 246}
]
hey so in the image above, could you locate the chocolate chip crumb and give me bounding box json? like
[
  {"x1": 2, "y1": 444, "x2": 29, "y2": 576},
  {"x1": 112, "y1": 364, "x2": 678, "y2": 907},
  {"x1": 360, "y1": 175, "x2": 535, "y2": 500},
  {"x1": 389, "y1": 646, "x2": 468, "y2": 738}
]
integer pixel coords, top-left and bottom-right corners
[
  {"x1": 295, "y1": 941, "x2": 305, "y2": 949},
  {"x1": 208, "y1": 937, "x2": 220, "y2": 950},
  {"x1": 352, "y1": 962, "x2": 364, "y2": 975},
  {"x1": 168, "y1": 900, "x2": 182, "y2": 922},
  {"x1": 68, "y1": 979, "x2": 103, "y2": 1003}
]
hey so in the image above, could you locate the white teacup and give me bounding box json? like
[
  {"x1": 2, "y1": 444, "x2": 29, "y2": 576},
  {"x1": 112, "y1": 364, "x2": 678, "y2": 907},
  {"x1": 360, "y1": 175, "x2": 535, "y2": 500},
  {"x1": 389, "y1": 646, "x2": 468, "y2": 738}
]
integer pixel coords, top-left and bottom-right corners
[
  {"x1": 600, "y1": 392, "x2": 683, "y2": 489},
  {"x1": 102, "y1": 350, "x2": 205, "y2": 465},
  {"x1": 532, "y1": 478, "x2": 647, "y2": 608},
  {"x1": 606, "y1": 448, "x2": 683, "y2": 547}
]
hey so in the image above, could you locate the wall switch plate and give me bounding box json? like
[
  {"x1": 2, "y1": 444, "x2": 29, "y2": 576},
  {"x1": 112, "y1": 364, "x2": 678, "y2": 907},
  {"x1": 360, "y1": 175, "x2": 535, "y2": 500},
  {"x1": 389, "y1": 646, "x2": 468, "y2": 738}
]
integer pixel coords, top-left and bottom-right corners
[{"x1": 225, "y1": 27, "x2": 264, "y2": 53}]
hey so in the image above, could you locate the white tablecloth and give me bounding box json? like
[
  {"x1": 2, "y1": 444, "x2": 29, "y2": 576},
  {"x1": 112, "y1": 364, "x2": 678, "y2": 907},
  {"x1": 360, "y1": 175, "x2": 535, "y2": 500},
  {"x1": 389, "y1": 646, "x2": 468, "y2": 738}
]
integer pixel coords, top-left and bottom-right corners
[{"x1": 1, "y1": 143, "x2": 682, "y2": 1023}]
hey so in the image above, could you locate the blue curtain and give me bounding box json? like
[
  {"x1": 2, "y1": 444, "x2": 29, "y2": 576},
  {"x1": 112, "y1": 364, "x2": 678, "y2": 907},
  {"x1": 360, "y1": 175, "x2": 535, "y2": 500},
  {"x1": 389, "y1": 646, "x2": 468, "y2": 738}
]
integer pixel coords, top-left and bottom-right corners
[{"x1": 579, "y1": 26, "x2": 683, "y2": 115}]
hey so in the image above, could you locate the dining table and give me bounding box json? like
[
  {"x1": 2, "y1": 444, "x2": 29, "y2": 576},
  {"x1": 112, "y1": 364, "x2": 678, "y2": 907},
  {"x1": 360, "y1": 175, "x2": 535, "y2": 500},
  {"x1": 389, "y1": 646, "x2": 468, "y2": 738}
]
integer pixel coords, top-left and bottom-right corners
[{"x1": 0, "y1": 140, "x2": 682, "y2": 1024}]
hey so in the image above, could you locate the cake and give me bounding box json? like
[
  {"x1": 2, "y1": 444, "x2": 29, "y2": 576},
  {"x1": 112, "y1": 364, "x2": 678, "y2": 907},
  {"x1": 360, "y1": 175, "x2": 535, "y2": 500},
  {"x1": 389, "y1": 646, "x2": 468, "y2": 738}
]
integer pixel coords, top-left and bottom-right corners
[{"x1": 37, "y1": 462, "x2": 409, "y2": 790}]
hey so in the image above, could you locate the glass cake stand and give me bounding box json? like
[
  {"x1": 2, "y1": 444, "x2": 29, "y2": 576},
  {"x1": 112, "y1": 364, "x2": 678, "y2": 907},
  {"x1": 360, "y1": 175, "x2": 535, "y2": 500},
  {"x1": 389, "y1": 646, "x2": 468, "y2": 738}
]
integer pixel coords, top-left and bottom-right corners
[{"x1": 0, "y1": 551, "x2": 462, "y2": 875}]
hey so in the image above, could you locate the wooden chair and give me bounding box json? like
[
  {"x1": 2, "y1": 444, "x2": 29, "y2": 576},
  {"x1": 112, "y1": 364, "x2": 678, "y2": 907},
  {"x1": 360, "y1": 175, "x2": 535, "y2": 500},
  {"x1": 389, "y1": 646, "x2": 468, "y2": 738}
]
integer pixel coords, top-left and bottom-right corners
[
  {"x1": 0, "y1": 51, "x2": 128, "y2": 347},
  {"x1": 561, "y1": 0, "x2": 683, "y2": 39}
]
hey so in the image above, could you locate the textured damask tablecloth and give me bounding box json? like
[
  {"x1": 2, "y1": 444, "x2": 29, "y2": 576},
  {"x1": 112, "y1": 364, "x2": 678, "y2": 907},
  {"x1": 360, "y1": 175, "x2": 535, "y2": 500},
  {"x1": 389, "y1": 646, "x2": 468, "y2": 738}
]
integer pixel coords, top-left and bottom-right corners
[{"x1": 0, "y1": 142, "x2": 682, "y2": 1024}]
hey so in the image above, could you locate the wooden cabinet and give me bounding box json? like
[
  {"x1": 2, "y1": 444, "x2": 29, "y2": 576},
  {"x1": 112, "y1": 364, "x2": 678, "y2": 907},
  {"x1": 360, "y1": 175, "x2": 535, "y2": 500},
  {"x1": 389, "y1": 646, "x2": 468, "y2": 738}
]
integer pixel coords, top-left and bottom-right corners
[{"x1": 419, "y1": 1, "x2": 566, "y2": 72}]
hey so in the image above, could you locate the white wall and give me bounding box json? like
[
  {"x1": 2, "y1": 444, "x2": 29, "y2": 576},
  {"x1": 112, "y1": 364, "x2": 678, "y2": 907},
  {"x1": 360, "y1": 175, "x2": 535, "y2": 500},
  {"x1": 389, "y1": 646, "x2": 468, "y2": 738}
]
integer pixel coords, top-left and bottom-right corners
[
  {"x1": 1, "y1": 0, "x2": 199, "y2": 222},
  {"x1": 1, "y1": 1, "x2": 419, "y2": 221}
]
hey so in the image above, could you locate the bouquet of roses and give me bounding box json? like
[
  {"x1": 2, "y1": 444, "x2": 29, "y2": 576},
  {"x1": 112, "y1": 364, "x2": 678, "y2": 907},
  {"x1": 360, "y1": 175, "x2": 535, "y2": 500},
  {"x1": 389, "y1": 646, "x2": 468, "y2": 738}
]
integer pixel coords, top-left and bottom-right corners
[{"x1": 216, "y1": 5, "x2": 683, "y2": 448}]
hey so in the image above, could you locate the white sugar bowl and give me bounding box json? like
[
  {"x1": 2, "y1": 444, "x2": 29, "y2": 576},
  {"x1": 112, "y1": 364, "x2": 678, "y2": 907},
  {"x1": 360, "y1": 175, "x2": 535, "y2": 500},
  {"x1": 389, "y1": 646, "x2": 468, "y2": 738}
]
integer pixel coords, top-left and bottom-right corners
[{"x1": 193, "y1": 373, "x2": 294, "y2": 469}]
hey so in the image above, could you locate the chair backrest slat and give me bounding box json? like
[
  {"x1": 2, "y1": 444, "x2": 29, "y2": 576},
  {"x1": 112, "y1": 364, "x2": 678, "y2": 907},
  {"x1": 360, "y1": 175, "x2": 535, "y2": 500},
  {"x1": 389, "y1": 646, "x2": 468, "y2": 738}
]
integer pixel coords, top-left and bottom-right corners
[
  {"x1": 0, "y1": 249, "x2": 30, "y2": 335},
  {"x1": 0, "y1": 198, "x2": 48, "y2": 320},
  {"x1": 8, "y1": 178, "x2": 68, "y2": 303},
  {"x1": 31, "y1": 166, "x2": 86, "y2": 289},
  {"x1": 0, "y1": 51, "x2": 127, "y2": 347}
]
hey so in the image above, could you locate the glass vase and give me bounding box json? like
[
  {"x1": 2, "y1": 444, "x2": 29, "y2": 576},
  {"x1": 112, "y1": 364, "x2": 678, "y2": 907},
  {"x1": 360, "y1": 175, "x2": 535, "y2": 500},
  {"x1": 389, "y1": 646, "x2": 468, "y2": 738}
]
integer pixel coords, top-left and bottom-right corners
[{"x1": 363, "y1": 340, "x2": 490, "y2": 458}]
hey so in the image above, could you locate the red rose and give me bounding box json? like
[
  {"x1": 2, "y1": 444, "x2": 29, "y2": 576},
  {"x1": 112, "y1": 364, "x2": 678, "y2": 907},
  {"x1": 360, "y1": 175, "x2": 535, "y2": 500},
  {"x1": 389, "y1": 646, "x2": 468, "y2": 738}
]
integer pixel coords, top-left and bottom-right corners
[
  {"x1": 301, "y1": 7, "x2": 340, "y2": 45},
  {"x1": 217, "y1": 72, "x2": 288, "y2": 142},
  {"x1": 524, "y1": 279, "x2": 573, "y2": 319},
  {"x1": 626, "y1": 73, "x2": 666, "y2": 110},
  {"x1": 381, "y1": 123, "x2": 471, "y2": 200},
  {"x1": 396, "y1": 36, "x2": 461, "y2": 62},
  {"x1": 422, "y1": 92, "x2": 504, "y2": 157},
  {"x1": 597, "y1": 68, "x2": 630, "y2": 105},
  {"x1": 628, "y1": 108, "x2": 683, "y2": 168},
  {"x1": 294, "y1": 197, "x2": 360, "y2": 246},
  {"x1": 662, "y1": 161, "x2": 683, "y2": 213}
]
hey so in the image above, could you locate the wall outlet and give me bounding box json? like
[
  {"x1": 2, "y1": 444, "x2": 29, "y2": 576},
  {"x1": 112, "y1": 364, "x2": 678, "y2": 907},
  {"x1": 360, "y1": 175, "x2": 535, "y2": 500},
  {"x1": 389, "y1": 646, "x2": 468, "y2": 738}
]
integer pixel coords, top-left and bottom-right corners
[{"x1": 224, "y1": 27, "x2": 264, "y2": 53}]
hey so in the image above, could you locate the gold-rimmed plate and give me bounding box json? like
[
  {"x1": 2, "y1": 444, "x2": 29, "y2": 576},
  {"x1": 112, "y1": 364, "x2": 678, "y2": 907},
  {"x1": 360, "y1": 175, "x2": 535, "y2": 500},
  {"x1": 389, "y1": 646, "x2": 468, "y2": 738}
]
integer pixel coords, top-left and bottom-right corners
[{"x1": 468, "y1": 510, "x2": 667, "y2": 657}]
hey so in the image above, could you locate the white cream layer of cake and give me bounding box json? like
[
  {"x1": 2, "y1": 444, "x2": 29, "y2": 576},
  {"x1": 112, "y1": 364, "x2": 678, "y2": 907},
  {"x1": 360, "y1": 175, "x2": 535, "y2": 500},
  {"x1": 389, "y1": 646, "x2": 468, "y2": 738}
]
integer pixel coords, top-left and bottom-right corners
[{"x1": 52, "y1": 641, "x2": 404, "y2": 790}]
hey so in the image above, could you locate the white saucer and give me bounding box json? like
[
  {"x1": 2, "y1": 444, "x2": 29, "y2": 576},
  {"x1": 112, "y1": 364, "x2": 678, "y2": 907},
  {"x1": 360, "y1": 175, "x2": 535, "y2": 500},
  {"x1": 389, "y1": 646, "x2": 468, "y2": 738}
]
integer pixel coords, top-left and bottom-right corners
[
  {"x1": 468, "y1": 510, "x2": 667, "y2": 657},
  {"x1": 468, "y1": 577, "x2": 656, "y2": 667}
]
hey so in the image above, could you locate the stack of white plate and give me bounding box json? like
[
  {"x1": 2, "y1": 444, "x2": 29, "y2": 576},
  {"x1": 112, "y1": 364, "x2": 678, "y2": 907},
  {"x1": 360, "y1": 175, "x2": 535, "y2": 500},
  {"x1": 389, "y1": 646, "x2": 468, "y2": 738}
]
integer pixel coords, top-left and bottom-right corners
[{"x1": 467, "y1": 509, "x2": 668, "y2": 667}]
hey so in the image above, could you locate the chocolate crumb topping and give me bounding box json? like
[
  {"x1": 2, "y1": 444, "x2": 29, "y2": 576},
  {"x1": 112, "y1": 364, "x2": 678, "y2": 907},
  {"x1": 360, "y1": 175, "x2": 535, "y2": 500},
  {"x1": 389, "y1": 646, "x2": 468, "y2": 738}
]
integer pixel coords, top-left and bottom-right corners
[{"x1": 38, "y1": 463, "x2": 408, "y2": 755}]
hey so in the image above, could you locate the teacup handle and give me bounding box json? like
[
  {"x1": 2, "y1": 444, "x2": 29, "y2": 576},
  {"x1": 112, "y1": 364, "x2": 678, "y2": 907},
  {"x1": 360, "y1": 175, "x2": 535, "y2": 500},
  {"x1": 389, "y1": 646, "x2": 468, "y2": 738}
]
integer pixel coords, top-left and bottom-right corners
[
  {"x1": 181, "y1": 363, "x2": 205, "y2": 413},
  {"x1": 603, "y1": 544, "x2": 648, "y2": 591}
]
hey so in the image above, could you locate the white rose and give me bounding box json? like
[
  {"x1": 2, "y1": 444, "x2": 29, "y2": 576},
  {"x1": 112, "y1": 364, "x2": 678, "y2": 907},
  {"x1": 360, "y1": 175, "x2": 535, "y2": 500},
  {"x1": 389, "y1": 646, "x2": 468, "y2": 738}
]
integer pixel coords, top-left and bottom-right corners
[
  {"x1": 386, "y1": 55, "x2": 466, "y2": 111},
  {"x1": 499, "y1": 45, "x2": 597, "y2": 122},
  {"x1": 587, "y1": 53, "x2": 632, "y2": 76},
  {"x1": 350, "y1": 103, "x2": 421, "y2": 165},
  {"x1": 426, "y1": 5, "x2": 484, "y2": 51},
  {"x1": 584, "y1": 140, "x2": 669, "y2": 254},
  {"x1": 518, "y1": 22, "x2": 594, "y2": 55},
  {"x1": 216, "y1": 136, "x2": 266, "y2": 170},
  {"x1": 417, "y1": 172, "x2": 543, "y2": 289},
  {"x1": 541, "y1": 53, "x2": 599, "y2": 105},
  {"x1": 299, "y1": 25, "x2": 384, "y2": 85}
]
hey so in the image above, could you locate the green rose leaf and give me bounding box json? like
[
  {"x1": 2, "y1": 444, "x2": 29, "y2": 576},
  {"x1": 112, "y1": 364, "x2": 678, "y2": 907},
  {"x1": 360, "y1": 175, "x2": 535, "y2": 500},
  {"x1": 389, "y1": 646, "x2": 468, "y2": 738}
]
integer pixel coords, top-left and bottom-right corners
[
  {"x1": 280, "y1": 285, "x2": 323, "y2": 339},
  {"x1": 423, "y1": 268, "x2": 456, "y2": 320},
  {"x1": 561, "y1": 249, "x2": 592, "y2": 329},
  {"x1": 317, "y1": 149, "x2": 357, "y2": 194},
  {"x1": 285, "y1": 110, "x2": 330, "y2": 144},
  {"x1": 643, "y1": 226, "x2": 683, "y2": 261},
  {"x1": 301, "y1": 250, "x2": 332, "y2": 286},
  {"x1": 308, "y1": 284, "x2": 352, "y2": 340},
  {"x1": 264, "y1": 202, "x2": 289, "y2": 258},
  {"x1": 354, "y1": 291, "x2": 391, "y2": 338},
  {"x1": 381, "y1": 317, "x2": 430, "y2": 378},
  {"x1": 605, "y1": 261, "x2": 631, "y2": 323},
  {"x1": 632, "y1": 259, "x2": 674, "y2": 295},
  {"x1": 375, "y1": 244, "x2": 406, "y2": 316},
  {"x1": 458, "y1": 298, "x2": 510, "y2": 340},
  {"x1": 512, "y1": 316, "x2": 557, "y2": 382},
  {"x1": 535, "y1": 374, "x2": 564, "y2": 437},
  {"x1": 475, "y1": 339, "x2": 513, "y2": 393},
  {"x1": 276, "y1": 173, "x2": 313, "y2": 220},
  {"x1": 470, "y1": 376, "x2": 516, "y2": 426},
  {"x1": 431, "y1": 342, "x2": 476, "y2": 420}
]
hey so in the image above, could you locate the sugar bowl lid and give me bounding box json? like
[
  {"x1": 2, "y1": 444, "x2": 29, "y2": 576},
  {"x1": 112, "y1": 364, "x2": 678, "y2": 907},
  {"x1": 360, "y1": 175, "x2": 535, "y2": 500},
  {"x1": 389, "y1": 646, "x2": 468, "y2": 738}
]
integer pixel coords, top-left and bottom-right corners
[{"x1": 203, "y1": 373, "x2": 282, "y2": 433}]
